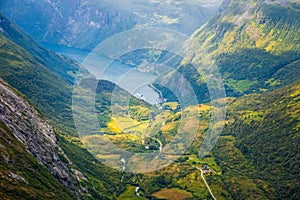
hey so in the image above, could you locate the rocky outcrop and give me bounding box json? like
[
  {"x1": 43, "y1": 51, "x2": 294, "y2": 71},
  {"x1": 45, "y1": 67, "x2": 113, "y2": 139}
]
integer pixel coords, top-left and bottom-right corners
[{"x1": 0, "y1": 79, "x2": 79, "y2": 194}]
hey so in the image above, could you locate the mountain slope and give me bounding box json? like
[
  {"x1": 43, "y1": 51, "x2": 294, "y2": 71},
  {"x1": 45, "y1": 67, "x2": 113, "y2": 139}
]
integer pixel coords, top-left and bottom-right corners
[
  {"x1": 0, "y1": 12, "x2": 77, "y2": 135},
  {"x1": 158, "y1": 0, "x2": 300, "y2": 103},
  {"x1": 0, "y1": 13, "x2": 131, "y2": 199},
  {"x1": 0, "y1": 79, "x2": 78, "y2": 199},
  {"x1": 0, "y1": 121, "x2": 76, "y2": 200},
  {"x1": 0, "y1": 0, "x2": 136, "y2": 50},
  {"x1": 194, "y1": 0, "x2": 299, "y2": 92},
  {"x1": 212, "y1": 81, "x2": 300, "y2": 199},
  {"x1": 0, "y1": 0, "x2": 220, "y2": 50},
  {"x1": 0, "y1": 13, "x2": 79, "y2": 84}
]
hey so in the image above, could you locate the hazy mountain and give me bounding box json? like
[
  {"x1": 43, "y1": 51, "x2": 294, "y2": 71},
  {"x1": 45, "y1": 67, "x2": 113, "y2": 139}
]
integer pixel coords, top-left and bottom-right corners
[
  {"x1": 0, "y1": 0, "x2": 137, "y2": 50},
  {"x1": 0, "y1": 0, "x2": 220, "y2": 50}
]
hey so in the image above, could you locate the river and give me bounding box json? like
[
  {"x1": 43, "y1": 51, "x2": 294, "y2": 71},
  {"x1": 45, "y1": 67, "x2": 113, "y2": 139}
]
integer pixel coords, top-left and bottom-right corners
[{"x1": 42, "y1": 43, "x2": 160, "y2": 105}]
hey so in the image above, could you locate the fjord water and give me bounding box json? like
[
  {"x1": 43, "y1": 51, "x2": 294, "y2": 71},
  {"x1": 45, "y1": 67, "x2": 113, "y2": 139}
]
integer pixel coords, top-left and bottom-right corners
[{"x1": 42, "y1": 43, "x2": 160, "y2": 104}]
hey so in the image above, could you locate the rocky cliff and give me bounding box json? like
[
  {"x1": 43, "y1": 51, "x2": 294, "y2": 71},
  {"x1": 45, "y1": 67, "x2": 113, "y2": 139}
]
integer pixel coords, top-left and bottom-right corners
[{"x1": 0, "y1": 79, "x2": 79, "y2": 195}]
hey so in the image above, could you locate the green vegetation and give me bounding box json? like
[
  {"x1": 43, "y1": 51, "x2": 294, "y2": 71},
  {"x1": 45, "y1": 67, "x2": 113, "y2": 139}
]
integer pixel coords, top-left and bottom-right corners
[
  {"x1": 0, "y1": 13, "x2": 78, "y2": 135},
  {"x1": 0, "y1": 14, "x2": 132, "y2": 199},
  {"x1": 226, "y1": 78, "x2": 258, "y2": 93},
  {"x1": 152, "y1": 188, "x2": 192, "y2": 200},
  {"x1": 1, "y1": 1, "x2": 299, "y2": 199},
  {"x1": 215, "y1": 82, "x2": 300, "y2": 199},
  {"x1": 158, "y1": 1, "x2": 300, "y2": 102},
  {"x1": 117, "y1": 186, "x2": 147, "y2": 200},
  {"x1": 0, "y1": 122, "x2": 76, "y2": 200},
  {"x1": 58, "y1": 136, "x2": 126, "y2": 200}
]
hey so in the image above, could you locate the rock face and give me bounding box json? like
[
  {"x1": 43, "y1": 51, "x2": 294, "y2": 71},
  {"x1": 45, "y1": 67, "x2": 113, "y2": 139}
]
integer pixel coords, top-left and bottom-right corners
[{"x1": 0, "y1": 79, "x2": 78, "y2": 193}]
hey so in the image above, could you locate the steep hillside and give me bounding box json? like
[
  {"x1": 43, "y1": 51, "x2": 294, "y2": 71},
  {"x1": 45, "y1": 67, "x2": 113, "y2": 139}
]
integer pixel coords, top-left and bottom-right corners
[
  {"x1": 0, "y1": 13, "x2": 77, "y2": 134},
  {"x1": 213, "y1": 81, "x2": 300, "y2": 199},
  {"x1": 159, "y1": 0, "x2": 300, "y2": 102},
  {"x1": 0, "y1": 122, "x2": 76, "y2": 200},
  {"x1": 197, "y1": 0, "x2": 300, "y2": 91},
  {"x1": 0, "y1": 13, "x2": 79, "y2": 84},
  {"x1": 0, "y1": 79, "x2": 78, "y2": 199},
  {"x1": 0, "y1": 13, "x2": 126, "y2": 199}
]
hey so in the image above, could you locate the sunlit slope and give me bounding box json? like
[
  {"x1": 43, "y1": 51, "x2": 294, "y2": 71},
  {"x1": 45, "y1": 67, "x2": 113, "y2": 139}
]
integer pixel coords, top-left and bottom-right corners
[
  {"x1": 217, "y1": 81, "x2": 300, "y2": 199},
  {"x1": 159, "y1": 0, "x2": 300, "y2": 102}
]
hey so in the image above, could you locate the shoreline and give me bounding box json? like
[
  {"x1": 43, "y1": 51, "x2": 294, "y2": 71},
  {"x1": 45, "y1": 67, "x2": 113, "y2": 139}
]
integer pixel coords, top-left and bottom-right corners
[{"x1": 148, "y1": 83, "x2": 163, "y2": 99}]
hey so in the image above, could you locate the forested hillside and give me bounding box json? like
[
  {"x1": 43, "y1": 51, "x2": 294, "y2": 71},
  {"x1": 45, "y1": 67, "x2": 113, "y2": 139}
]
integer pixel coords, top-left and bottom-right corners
[
  {"x1": 213, "y1": 81, "x2": 300, "y2": 199},
  {"x1": 0, "y1": 13, "x2": 79, "y2": 135}
]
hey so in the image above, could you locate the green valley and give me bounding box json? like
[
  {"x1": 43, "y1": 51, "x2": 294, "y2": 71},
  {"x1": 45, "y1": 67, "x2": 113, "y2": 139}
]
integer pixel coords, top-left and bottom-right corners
[{"x1": 0, "y1": 0, "x2": 299, "y2": 199}]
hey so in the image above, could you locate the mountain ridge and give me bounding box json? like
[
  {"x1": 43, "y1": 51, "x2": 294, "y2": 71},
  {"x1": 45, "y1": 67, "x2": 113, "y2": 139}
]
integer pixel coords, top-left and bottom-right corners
[{"x1": 156, "y1": 0, "x2": 300, "y2": 103}]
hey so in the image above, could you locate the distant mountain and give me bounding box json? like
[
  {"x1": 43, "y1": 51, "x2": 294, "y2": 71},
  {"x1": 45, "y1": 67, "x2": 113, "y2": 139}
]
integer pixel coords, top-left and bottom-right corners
[
  {"x1": 159, "y1": 0, "x2": 300, "y2": 102},
  {"x1": 0, "y1": 79, "x2": 78, "y2": 199},
  {"x1": 105, "y1": 0, "x2": 220, "y2": 35},
  {"x1": 0, "y1": 0, "x2": 137, "y2": 50},
  {"x1": 0, "y1": 0, "x2": 219, "y2": 50}
]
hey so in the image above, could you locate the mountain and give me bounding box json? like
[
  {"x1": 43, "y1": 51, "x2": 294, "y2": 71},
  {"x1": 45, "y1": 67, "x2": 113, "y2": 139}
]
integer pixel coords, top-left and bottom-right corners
[
  {"x1": 0, "y1": 79, "x2": 78, "y2": 199},
  {"x1": 0, "y1": 1, "x2": 299, "y2": 199},
  {"x1": 105, "y1": 0, "x2": 220, "y2": 35},
  {"x1": 0, "y1": 13, "x2": 127, "y2": 199},
  {"x1": 158, "y1": 0, "x2": 300, "y2": 103},
  {"x1": 0, "y1": 0, "x2": 219, "y2": 50},
  {"x1": 0, "y1": 12, "x2": 77, "y2": 135},
  {"x1": 0, "y1": 0, "x2": 137, "y2": 50},
  {"x1": 213, "y1": 81, "x2": 300, "y2": 199}
]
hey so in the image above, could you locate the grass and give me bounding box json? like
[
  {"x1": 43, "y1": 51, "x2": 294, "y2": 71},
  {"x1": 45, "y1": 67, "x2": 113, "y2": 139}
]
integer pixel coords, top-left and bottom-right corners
[
  {"x1": 118, "y1": 186, "x2": 147, "y2": 200},
  {"x1": 152, "y1": 188, "x2": 192, "y2": 200},
  {"x1": 265, "y1": 78, "x2": 281, "y2": 87},
  {"x1": 107, "y1": 120, "x2": 123, "y2": 133},
  {"x1": 110, "y1": 116, "x2": 150, "y2": 134},
  {"x1": 186, "y1": 154, "x2": 222, "y2": 174},
  {"x1": 227, "y1": 78, "x2": 258, "y2": 93}
]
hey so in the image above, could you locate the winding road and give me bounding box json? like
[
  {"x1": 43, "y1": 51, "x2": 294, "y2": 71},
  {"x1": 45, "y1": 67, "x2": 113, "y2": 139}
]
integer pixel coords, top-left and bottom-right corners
[
  {"x1": 150, "y1": 137, "x2": 163, "y2": 152},
  {"x1": 192, "y1": 165, "x2": 217, "y2": 200}
]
